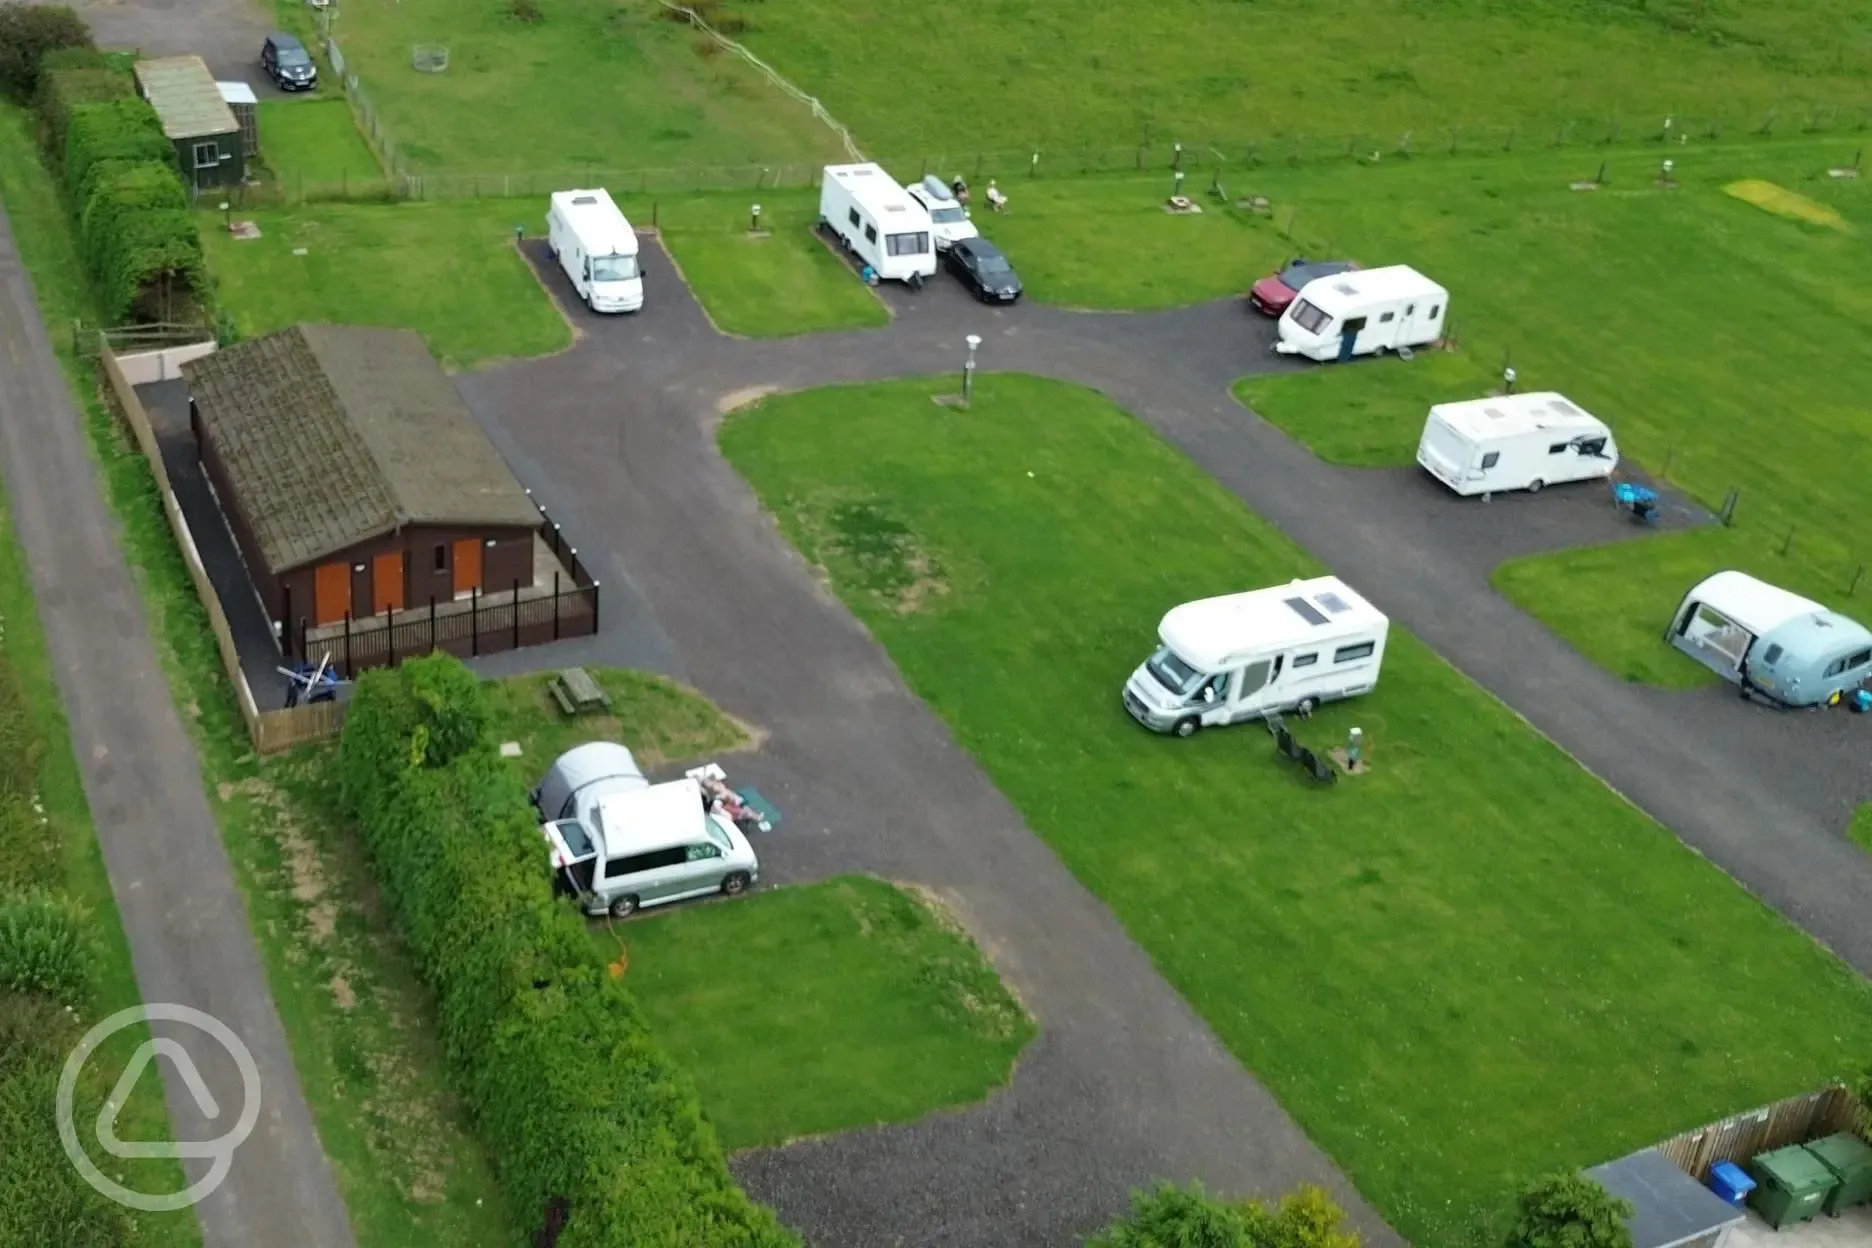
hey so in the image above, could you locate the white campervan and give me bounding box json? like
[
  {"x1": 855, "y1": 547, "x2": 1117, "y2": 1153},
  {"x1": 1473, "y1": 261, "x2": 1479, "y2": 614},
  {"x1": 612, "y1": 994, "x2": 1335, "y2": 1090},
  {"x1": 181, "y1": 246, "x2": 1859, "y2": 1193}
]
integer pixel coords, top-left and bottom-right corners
[
  {"x1": 540, "y1": 777, "x2": 759, "y2": 919},
  {"x1": 1122, "y1": 576, "x2": 1389, "y2": 737},
  {"x1": 1418, "y1": 392, "x2": 1618, "y2": 498},
  {"x1": 546, "y1": 188, "x2": 643, "y2": 313},
  {"x1": 1274, "y1": 265, "x2": 1446, "y2": 362},
  {"x1": 904, "y1": 174, "x2": 978, "y2": 252},
  {"x1": 818, "y1": 162, "x2": 937, "y2": 287}
]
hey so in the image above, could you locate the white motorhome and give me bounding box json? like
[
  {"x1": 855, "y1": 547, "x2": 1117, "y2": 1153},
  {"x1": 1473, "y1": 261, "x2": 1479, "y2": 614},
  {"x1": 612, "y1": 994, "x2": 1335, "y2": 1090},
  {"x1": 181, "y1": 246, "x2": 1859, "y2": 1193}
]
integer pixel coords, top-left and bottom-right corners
[
  {"x1": 546, "y1": 188, "x2": 643, "y2": 313},
  {"x1": 540, "y1": 776, "x2": 759, "y2": 918},
  {"x1": 1122, "y1": 576, "x2": 1389, "y2": 737},
  {"x1": 818, "y1": 163, "x2": 937, "y2": 286},
  {"x1": 904, "y1": 174, "x2": 978, "y2": 251},
  {"x1": 1274, "y1": 265, "x2": 1446, "y2": 362},
  {"x1": 1417, "y1": 392, "x2": 1618, "y2": 498}
]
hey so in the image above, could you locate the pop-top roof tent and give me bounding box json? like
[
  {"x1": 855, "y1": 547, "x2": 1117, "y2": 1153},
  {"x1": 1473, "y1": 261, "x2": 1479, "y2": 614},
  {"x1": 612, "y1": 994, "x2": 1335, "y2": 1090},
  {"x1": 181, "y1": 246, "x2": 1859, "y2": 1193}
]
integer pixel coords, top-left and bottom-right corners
[
  {"x1": 1159, "y1": 576, "x2": 1387, "y2": 672},
  {"x1": 1430, "y1": 392, "x2": 1609, "y2": 443},
  {"x1": 591, "y1": 778, "x2": 712, "y2": 859},
  {"x1": 1585, "y1": 1149, "x2": 1747, "y2": 1248},
  {"x1": 534, "y1": 741, "x2": 646, "y2": 822},
  {"x1": 1668, "y1": 570, "x2": 1872, "y2": 705}
]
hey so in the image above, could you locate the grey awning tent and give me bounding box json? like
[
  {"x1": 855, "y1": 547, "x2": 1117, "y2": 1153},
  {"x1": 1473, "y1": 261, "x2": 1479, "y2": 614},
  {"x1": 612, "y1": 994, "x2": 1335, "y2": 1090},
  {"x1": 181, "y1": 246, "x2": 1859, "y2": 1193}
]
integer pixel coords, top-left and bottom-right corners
[{"x1": 1585, "y1": 1149, "x2": 1746, "y2": 1248}]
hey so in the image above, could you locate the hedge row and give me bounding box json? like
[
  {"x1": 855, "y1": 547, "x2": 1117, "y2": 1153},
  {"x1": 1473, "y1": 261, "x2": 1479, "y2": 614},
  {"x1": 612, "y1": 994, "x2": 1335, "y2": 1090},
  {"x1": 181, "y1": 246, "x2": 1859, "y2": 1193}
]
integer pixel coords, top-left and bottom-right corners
[
  {"x1": 0, "y1": 3, "x2": 90, "y2": 102},
  {"x1": 338, "y1": 654, "x2": 799, "y2": 1247},
  {"x1": 1090, "y1": 1182, "x2": 1362, "y2": 1248},
  {"x1": 32, "y1": 47, "x2": 134, "y2": 158}
]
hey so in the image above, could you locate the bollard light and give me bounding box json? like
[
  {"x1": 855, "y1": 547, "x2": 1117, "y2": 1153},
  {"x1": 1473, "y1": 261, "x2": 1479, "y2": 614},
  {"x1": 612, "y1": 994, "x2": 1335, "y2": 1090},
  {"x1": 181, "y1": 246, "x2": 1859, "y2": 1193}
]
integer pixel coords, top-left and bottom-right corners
[
  {"x1": 219, "y1": 200, "x2": 231, "y2": 231},
  {"x1": 751, "y1": 203, "x2": 762, "y2": 232},
  {"x1": 1173, "y1": 169, "x2": 1186, "y2": 196},
  {"x1": 1503, "y1": 365, "x2": 1517, "y2": 394},
  {"x1": 963, "y1": 333, "x2": 982, "y2": 407},
  {"x1": 1348, "y1": 727, "x2": 1365, "y2": 767},
  {"x1": 1661, "y1": 158, "x2": 1675, "y2": 181},
  {"x1": 514, "y1": 224, "x2": 523, "y2": 245}
]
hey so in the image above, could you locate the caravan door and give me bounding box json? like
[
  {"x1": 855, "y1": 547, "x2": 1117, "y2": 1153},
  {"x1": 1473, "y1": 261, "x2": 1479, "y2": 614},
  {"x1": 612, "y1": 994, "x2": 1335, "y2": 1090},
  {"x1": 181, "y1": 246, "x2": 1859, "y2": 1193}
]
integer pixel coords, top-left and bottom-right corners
[{"x1": 1337, "y1": 317, "x2": 1366, "y2": 362}]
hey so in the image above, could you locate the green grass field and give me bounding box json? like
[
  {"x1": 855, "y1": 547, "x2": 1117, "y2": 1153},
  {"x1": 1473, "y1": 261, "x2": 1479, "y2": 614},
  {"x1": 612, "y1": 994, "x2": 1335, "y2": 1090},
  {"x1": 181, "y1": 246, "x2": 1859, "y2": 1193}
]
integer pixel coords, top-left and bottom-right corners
[
  {"x1": 1853, "y1": 807, "x2": 1872, "y2": 856},
  {"x1": 256, "y1": 98, "x2": 385, "y2": 188},
  {"x1": 201, "y1": 199, "x2": 571, "y2": 367},
  {"x1": 717, "y1": 0, "x2": 1872, "y2": 154},
  {"x1": 614, "y1": 875, "x2": 1032, "y2": 1149},
  {"x1": 1219, "y1": 137, "x2": 1872, "y2": 686},
  {"x1": 483, "y1": 667, "x2": 750, "y2": 774},
  {"x1": 719, "y1": 373, "x2": 1872, "y2": 1246},
  {"x1": 312, "y1": 0, "x2": 845, "y2": 172}
]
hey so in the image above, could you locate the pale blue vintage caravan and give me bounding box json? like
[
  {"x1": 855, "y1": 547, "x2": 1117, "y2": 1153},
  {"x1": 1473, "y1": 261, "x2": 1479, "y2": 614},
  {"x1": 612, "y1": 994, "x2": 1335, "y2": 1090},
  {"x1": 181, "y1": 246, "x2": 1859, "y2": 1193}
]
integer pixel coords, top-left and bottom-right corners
[{"x1": 1668, "y1": 570, "x2": 1872, "y2": 707}]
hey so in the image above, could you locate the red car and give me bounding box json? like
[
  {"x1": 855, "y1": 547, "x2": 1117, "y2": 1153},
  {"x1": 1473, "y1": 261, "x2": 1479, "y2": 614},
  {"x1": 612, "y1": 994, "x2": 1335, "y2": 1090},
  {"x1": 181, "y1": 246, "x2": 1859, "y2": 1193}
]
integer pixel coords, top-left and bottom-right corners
[{"x1": 1246, "y1": 258, "x2": 1359, "y2": 317}]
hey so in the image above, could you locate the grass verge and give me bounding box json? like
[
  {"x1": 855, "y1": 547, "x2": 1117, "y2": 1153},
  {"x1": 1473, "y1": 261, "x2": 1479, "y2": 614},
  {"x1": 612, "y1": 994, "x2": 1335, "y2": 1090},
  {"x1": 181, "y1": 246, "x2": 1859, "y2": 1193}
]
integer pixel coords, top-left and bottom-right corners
[
  {"x1": 719, "y1": 373, "x2": 1872, "y2": 1247},
  {"x1": 610, "y1": 874, "x2": 1033, "y2": 1149},
  {"x1": 1852, "y1": 807, "x2": 1872, "y2": 856},
  {"x1": 0, "y1": 102, "x2": 515, "y2": 1246},
  {"x1": 483, "y1": 666, "x2": 750, "y2": 773}
]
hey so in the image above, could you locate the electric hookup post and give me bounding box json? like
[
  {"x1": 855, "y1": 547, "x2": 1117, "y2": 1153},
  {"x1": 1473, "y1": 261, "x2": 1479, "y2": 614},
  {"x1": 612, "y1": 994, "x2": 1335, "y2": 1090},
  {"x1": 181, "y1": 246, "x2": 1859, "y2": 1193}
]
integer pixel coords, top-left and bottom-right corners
[{"x1": 963, "y1": 334, "x2": 981, "y2": 408}]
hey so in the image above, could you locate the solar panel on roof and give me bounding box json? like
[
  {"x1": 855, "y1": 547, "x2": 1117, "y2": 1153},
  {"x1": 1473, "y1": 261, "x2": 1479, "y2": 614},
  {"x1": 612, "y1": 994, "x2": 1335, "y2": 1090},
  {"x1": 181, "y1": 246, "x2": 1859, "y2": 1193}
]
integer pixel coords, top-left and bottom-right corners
[
  {"x1": 1315, "y1": 592, "x2": 1352, "y2": 614},
  {"x1": 1284, "y1": 597, "x2": 1329, "y2": 626}
]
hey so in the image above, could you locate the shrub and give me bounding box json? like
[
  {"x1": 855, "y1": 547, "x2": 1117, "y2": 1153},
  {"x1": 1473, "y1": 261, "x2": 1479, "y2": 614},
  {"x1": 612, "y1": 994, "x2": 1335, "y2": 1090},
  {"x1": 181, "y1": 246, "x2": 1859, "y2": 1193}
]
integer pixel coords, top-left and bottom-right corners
[
  {"x1": 0, "y1": 3, "x2": 92, "y2": 102},
  {"x1": 93, "y1": 202, "x2": 204, "y2": 322},
  {"x1": 1505, "y1": 1174, "x2": 1634, "y2": 1248},
  {"x1": 340, "y1": 655, "x2": 797, "y2": 1246},
  {"x1": 61, "y1": 96, "x2": 171, "y2": 200},
  {"x1": 0, "y1": 992, "x2": 135, "y2": 1246},
  {"x1": 0, "y1": 891, "x2": 95, "y2": 1007},
  {"x1": 31, "y1": 50, "x2": 133, "y2": 157},
  {"x1": 1090, "y1": 1181, "x2": 1362, "y2": 1248}
]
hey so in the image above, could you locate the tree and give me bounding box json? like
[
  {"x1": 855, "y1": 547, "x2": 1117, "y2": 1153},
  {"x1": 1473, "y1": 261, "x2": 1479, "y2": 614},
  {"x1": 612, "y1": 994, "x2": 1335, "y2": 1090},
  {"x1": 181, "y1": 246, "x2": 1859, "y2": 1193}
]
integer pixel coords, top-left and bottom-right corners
[
  {"x1": 0, "y1": 4, "x2": 92, "y2": 101},
  {"x1": 1505, "y1": 1174, "x2": 1634, "y2": 1248}
]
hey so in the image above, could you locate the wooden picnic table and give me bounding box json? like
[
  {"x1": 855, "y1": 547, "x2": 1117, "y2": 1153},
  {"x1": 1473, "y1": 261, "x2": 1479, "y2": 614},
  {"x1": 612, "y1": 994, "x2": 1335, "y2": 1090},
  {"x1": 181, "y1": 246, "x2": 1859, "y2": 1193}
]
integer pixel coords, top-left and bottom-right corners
[{"x1": 550, "y1": 666, "x2": 611, "y2": 715}]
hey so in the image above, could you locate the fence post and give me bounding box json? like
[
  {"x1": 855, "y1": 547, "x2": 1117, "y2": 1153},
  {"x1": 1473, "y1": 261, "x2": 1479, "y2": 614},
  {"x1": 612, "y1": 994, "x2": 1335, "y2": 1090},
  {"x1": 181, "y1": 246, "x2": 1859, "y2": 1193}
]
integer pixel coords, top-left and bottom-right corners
[
  {"x1": 343, "y1": 612, "x2": 352, "y2": 677},
  {"x1": 471, "y1": 587, "x2": 480, "y2": 656},
  {"x1": 387, "y1": 605, "x2": 396, "y2": 665},
  {"x1": 512, "y1": 579, "x2": 521, "y2": 650},
  {"x1": 552, "y1": 572, "x2": 561, "y2": 641},
  {"x1": 592, "y1": 581, "x2": 601, "y2": 633},
  {"x1": 429, "y1": 596, "x2": 437, "y2": 652},
  {"x1": 298, "y1": 617, "x2": 308, "y2": 663}
]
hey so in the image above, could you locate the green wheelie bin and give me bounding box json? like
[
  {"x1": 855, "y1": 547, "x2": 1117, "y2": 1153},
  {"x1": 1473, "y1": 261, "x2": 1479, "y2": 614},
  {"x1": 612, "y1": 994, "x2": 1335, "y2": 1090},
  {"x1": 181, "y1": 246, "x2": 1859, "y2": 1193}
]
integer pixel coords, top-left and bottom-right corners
[
  {"x1": 1803, "y1": 1132, "x2": 1872, "y2": 1216},
  {"x1": 1749, "y1": 1145, "x2": 1838, "y2": 1229}
]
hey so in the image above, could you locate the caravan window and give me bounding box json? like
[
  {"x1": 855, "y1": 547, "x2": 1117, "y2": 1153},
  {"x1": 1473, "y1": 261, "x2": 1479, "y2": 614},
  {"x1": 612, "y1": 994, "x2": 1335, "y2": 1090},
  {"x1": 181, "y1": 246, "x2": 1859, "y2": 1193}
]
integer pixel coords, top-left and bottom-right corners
[
  {"x1": 864, "y1": 224, "x2": 879, "y2": 244},
  {"x1": 848, "y1": 208, "x2": 861, "y2": 228},
  {"x1": 1549, "y1": 443, "x2": 1570, "y2": 454},
  {"x1": 1762, "y1": 644, "x2": 1784, "y2": 666},
  {"x1": 886, "y1": 231, "x2": 929, "y2": 256},
  {"x1": 1429, "y1": 304, "x2": 1442, "y2": 318},
  {"x1": 1291, "y1": 653, "x2": 1318, "y2": 668},
  {"x1": 1480, "y1": 451, "x2": 1500, "y2": 469},
  {"x1": 1379, "y1": 311, "x2": 1395, "y2": 323},
  {"x1": 1824, "y1": 650, "x2": 1872, "y2": 677},
  {"x1": 1333, "y1": 642, "x2": 1375, "y2": 664},
  {"x1": 1289, "y1": 299, "x2": 1330, "y2": 334},
  {"x1": 608, "y1": 845, "x2": 685, "y2": 879}
]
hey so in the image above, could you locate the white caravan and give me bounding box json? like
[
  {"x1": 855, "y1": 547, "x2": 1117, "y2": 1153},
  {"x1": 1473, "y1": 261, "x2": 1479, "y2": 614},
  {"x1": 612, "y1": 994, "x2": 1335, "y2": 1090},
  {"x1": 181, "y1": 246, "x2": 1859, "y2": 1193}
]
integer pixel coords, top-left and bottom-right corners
[
  {"x1": 818, "y1": 162, "x2": 937, "y2": 286},
  {"x1": 1417, "y1": 392, "x2": 1618, "y2": 497},
  {"x1": 904, "y1": 174, "x2": 978, "y2": 251},
  {"x1": 1274, "y1": 265, "x2": 1447, "y2": 362},
  {"x1": 1122, "y1": 576, "x2": 1389, "y2": 737},
  {"x1": 546, "y1": 188, "x2": 643, "y2": 313}
]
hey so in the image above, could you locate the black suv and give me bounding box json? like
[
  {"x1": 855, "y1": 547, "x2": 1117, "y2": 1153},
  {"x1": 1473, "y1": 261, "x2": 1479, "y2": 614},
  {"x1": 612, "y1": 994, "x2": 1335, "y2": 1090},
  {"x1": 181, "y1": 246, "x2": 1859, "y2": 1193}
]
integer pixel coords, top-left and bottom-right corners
[{"x1": 261, "y1": 34, "x2": 318, "y2": 91}]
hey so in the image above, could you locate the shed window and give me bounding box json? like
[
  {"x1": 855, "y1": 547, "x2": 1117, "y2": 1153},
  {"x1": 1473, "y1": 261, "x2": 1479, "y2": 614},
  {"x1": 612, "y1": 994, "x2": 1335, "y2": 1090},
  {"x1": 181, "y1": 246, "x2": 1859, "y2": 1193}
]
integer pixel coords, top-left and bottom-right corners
[
  {"x1": 1480, "y1": 451, "x2": 1500, "y2": 469},
  {"x1": 433, "y1": 543, "x2": 448, "y2": 572},
  {"x1": 192, "y1": 141, "x2": 219, "y2": 169},
  {"x1": 1333, "y1": 642, "x2": 1376, "y2": 664}
]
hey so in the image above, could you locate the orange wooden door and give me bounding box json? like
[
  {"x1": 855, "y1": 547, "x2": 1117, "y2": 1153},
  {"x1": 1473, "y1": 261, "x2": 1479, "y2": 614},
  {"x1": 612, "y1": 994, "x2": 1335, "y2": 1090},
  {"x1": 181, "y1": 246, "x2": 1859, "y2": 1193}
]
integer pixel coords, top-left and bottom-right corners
[
  {"x1": 372, "y1": 552, "x2": 405, "y2": 613},
  {"x1": 313, "y1": 561, "x2": 351, "y2": 625},
  {"x1": 452, "y1": 538, "x2": 482, "y2": 596}
]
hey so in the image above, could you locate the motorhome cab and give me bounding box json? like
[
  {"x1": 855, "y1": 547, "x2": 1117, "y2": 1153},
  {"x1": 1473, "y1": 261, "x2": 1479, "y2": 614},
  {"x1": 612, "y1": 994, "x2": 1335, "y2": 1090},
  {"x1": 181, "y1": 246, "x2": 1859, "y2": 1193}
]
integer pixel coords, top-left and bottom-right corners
[
  {"x1": 1123, "y1": 576, "x2": 1389, "y2": 737},
  {"x1": 904, "y1": 174, "x2": 978, "y2": 251},
  {"x1": 1417, "y1": 392, "x2": 1618, "y2": 497},
  {"x1": 546, "y1": 188, "x2": 643, "y2": 313},
  {"x1": 818, "y1": 162, "x2": 938, "y2": 287},
  {"x1": 540, "y1": 776, "x2": 759, "y2": 918},
  {"x1": 1274, "y1": 265, "x2": 1446, "y2": 362}
]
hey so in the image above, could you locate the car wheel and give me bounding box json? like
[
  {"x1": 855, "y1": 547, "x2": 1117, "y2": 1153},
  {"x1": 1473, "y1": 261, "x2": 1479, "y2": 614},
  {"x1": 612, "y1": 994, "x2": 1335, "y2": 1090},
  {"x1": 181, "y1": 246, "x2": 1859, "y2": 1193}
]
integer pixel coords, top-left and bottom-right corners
[
  {"x1": 1527, "y1": 478, "x2": 1544, "y2": 494},
  {"x1": 609, "y1": 894, "x2": 639, "y2": 919},
  {"x1": 1295, "y1": 696, "x2": 1319, "y2": 718},
  {"x1": 1172, "y1": 717, "x2": 1199, "y2": 739},
  {"x1": 721, "y1": 872, "x2": 751, "y2": 897},
  {"x1": 908, "y1": 272, "x2": 924, "y2": 291}
]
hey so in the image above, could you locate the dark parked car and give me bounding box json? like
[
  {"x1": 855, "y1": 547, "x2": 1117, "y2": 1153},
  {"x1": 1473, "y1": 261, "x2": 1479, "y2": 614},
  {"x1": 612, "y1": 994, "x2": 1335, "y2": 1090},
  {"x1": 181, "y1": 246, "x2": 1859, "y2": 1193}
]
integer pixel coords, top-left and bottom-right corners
[
  {"x1": 945, "y1": 238, "x2": 1023, "y2": 303},
  {"x1": 1246, "y1": 258, "x2": 1358, "y2": 317},
  {"x1": 261, "y1": 34, "x2": 318, "y2": 92}
]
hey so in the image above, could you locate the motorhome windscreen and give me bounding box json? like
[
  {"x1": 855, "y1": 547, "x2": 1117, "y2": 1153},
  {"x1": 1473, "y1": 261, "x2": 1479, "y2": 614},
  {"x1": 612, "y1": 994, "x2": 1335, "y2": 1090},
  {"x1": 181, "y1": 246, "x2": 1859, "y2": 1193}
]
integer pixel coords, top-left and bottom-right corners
[
  {"x1": 886, "y1": 232, "x2": 930, "y2": 256},
  {"x1": 929, "y1": 206, "x2": 967, "y2": 223},
  {"x1": 1147, "y1": 646, "x2": 1204, "y2": 696},
  {"x1": 592, "y1": 254, "x2": 638, "y2": 281},
  {"x1": 1289, "y1": 299, "x2": 1330, "y2": 333}
]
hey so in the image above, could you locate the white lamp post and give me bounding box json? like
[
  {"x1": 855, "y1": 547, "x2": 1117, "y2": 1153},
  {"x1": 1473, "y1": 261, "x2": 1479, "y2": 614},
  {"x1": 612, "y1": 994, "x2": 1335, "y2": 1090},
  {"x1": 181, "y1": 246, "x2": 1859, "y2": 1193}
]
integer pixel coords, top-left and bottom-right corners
[{"x1": 963, "y1": 334, "x2": 982, "y2": 407}]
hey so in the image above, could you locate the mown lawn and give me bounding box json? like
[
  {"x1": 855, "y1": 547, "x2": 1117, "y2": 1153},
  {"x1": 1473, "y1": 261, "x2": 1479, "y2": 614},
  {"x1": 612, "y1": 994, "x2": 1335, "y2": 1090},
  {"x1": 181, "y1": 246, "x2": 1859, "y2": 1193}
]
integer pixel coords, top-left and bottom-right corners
[
  {"x1": 482, "y1": 667, "x2": 750, "y2": 776},
  {"x1": 719, "y1": 373, "x2": 1872, "y2": 1247},
  {"x1": 613, "y1": 874, "x2": 1032, "y2": 1149},
  {"x1": 0, "y1": 103, "x2": 516, "y2": 1247},
  {"x1": 255, "y1": 97, "x2": 386, "y2": 190},
  {"x1": 307, "y1": 0, "x2": 845, "y2": 173},
  {"x1": 713, "y1": 0, "x2": 1872, "y2": 154},
  {"x1": 1222, "y1": 137, "x2": 1872, "y2": 686},
  {"x1": 200, "y1": 198, "x2": 571, "y2": 367}
]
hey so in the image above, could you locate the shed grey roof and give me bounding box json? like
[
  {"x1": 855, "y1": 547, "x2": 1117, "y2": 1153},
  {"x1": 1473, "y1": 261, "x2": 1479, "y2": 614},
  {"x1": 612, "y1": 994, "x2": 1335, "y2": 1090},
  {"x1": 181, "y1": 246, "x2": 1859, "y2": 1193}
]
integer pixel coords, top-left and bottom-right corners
[
  {"x1": 133, "y1": 56, "x2": 239, "y2": 140},
  {"x1": 1585, "y1": 1149, "x2": 1746, "y2": 1248},
  {"x1": 183, "y1": 325, "x2": 540, "y2": 573}
]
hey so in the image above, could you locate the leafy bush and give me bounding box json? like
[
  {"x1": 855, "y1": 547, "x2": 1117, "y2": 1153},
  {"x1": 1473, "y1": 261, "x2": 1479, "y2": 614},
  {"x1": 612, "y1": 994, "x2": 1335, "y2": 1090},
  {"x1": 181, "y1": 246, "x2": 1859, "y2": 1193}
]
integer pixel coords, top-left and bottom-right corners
[
  {"x1": 0, "y1": 891, "x2": 95, "y2": 1006},
  {"x1": 61, "y1": 96, "x2": 171, "y2": 199},
  {"x1": 0, "y1": 799, "x2": 61, "y2": 893},
  {"x1": 31, "y1": 49, "x2": 133, "y2": 157},
  {"x1": 340, "y1": 655, "x2": 797, "y2": 1246},
  {"x1": 0, "y1": 3, "x2": 92, "y2": 102},
  {"x1": 1505, "y1": 1174, "x2": 1634, "y2": 1248},
  {"x1": 0, "y1": 992, "x2": 136, "y2": 1246},
  {"x1": 1090, "y1": 1181, "x2": 1362, "y2": 1248}
]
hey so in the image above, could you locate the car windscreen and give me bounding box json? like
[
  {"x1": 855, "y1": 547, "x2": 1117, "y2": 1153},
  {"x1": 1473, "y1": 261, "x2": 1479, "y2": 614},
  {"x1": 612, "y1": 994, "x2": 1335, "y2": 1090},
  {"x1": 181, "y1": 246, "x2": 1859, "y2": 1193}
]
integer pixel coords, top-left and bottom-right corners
[
  {"x1": 704, "y1": 820, "x2": 732, "y2": 852},
  {"x1": 276, "y1": 46, "x2": 311, "y2": 66},
  {"x1": 929, "y1": 206, "x2": 967, "y2": 223},
  {"x1": 975, "y1": 253, "x2": 1011, "y2": 274},
  {"x1": 1288, "y1": 298, "x2": 1330, "y2": 334},
  {"x1": 1145, "y1": 646, "x2": 1204, "y2": 697},
  {"x1": 592, "y1": 254, "x2": 638, "y2": 281}
]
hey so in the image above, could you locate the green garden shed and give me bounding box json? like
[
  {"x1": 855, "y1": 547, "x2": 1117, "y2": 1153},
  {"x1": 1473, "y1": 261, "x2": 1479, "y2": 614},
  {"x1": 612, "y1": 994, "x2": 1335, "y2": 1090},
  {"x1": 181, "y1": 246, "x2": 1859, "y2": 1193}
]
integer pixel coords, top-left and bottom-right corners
[{"x1": 132, "y1": 55, "x2": 243, "y2": 191}]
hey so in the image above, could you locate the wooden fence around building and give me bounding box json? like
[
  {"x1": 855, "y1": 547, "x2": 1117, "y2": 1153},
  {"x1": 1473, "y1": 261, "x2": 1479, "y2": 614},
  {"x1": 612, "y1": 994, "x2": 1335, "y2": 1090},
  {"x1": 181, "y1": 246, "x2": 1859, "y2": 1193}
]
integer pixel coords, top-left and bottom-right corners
[{"x1": 1655, "y1": 1084, "x2": 1868, "y2": 1181}]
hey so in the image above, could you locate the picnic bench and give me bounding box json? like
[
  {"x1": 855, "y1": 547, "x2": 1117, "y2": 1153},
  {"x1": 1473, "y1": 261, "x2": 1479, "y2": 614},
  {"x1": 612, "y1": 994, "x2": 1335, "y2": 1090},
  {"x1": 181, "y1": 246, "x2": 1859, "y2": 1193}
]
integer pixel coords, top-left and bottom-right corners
[{"x1": 549, "y1": 667, "x2": 611, "y2": 716}]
